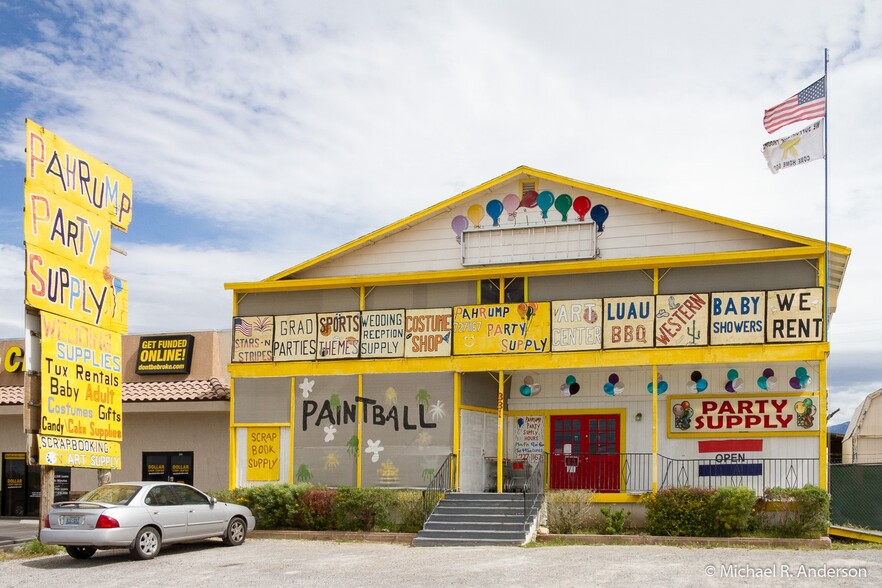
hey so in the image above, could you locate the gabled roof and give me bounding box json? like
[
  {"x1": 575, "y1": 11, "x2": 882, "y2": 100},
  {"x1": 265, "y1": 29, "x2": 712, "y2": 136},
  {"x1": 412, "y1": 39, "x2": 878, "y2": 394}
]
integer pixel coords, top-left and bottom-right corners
[
  {"x1": 227, "y1": 165, "x2": 850, "y2": 292},
  {"x1": 844, "y1": 388, "x2": 882, "y2": 441}
]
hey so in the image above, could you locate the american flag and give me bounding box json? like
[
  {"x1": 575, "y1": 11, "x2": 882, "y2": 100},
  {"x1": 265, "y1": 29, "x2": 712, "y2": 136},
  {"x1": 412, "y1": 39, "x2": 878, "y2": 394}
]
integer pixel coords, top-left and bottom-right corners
[
  {"x1": 763, "y1": 77, "x2": 826, "y2": 134},
  {"x1": 234, "y1": 317, "x2": 252, "y2": 336}
]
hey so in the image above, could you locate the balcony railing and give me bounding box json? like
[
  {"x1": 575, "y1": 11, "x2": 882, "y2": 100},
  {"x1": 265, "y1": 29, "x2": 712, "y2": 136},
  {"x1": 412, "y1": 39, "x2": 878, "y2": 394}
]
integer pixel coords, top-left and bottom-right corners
[
  {"x1": 548, "y1": 452, "x2": 653, "y2": 494},
  {"x1": 658, "y1": 456, "x2": 819, "y2": 493},
  {"x1": 538, "y1": 453, "x2": 819, "y2": 495}
]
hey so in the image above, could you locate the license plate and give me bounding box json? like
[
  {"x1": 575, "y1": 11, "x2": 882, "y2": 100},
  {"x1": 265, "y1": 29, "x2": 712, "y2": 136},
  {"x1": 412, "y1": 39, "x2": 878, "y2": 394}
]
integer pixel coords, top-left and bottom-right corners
[{"x1": 60, "y1": 515, "x2": 83, "y2": 526}]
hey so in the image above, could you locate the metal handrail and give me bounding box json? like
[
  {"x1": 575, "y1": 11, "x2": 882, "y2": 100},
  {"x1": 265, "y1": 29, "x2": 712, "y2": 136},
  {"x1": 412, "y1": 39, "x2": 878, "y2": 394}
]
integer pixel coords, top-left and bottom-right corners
[
  {"x1": 421, "y1": 453, "x2": 456, "y2": 524},
  {"x1": 548, "y1": 451, "x2": 653, "y2": 493},
  {"x1": 522, "y1": 453, "x2": 547, "y2": 533},
  {"x1": 658, "y1": 455, "x2": 819, "y2": 493}
]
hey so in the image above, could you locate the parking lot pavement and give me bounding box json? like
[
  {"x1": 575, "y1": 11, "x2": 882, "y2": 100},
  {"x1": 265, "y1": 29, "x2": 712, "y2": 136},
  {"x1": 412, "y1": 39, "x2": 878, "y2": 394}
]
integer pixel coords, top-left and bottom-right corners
[
  {"x1": 0, "y1": 519, "x2": 39, "y2": 549},
  {"x1": 1, "y1": 538, "x2": 881, "y2": 587}
]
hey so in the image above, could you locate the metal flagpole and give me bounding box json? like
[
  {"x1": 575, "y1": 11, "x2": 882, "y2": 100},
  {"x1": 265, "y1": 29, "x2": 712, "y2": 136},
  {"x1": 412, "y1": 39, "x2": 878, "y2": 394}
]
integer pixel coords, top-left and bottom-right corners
[
  {"x1": 824, "y1": 48, "x2": 829, "y2": 341},
  {"x1": 822, "y1": 47, "x2": 831, "y2": 492}
]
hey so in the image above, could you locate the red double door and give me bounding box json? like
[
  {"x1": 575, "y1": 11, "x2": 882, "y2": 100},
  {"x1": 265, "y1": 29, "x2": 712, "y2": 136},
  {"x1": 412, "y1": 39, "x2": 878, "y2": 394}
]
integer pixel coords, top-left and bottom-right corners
[{"x1": 550, "y1": 414, "x2": 621, "y2": 492}]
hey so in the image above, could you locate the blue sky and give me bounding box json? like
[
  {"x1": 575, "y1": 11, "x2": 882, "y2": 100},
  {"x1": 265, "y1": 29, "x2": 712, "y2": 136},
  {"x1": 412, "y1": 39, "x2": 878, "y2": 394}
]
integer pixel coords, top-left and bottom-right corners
[{"x1": 1, "y1": 1, "x2": 881, "y2": 424}]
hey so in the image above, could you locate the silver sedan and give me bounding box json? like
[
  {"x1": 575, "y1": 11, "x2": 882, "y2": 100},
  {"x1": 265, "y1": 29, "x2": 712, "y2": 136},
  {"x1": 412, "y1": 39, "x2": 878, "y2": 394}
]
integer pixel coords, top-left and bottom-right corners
[{"x1": 40, "y1": 481, "x2": 256, "y2": 560}]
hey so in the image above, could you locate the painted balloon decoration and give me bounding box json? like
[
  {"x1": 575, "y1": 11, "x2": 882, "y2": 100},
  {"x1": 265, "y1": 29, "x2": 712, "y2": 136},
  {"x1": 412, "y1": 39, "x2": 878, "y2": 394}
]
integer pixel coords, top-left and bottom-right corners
[
  {"x1": 503, "y1": 193, "x2": 520, "y2": 221},
  {"x1": 519, "y1": 375, "x2": 541, "y2": 397},
  {"x1": 687, "y1": 370, "x2": 708, "y2": 393},
  {"x1": 757, "y1": 367, "x2": 778, "y2": 391},
  {"x1": 790, "y1": 367, "x2": 811, "y2": 390},
  {"x1": 450, "y1": 215, "x2": 469, "y2": 243},
  {"x1": 573, "y1": 196, "x2": 591, "y2": 221},
  {"x1": 554, "y1": 194, "x2": 573, "y2": 221},
  {"x1": 467, "y1": 204, "x2": 485, "y2": 228},
  {"x1": 794, "y1": 398, "x2": 816, "y2": 428},
  {"x1": 521, "y1": 190, "x2": 539, "y2": 209},
  {"x1": 560, "y1": 375, "x2": 580, "y2": 396},
  {"x1": 647, "y1": 375, "x2": 668, "y2": 395},
  {"x1": 485, "y1": 199, "x2": 504, "y2": 227},
  {"x1": 517, "y1": 303, "x2": 538, "y2": 325},
  {"x1": 673, "y1": 401, "x2": 694, "y2": 430},
  {"x1": 603, "y1": 373, "x2": 624, "y2": 396},
  {"x1": 537, "y1": 191, "x2": 555, "y2": 219},
  {"x1": 724, "y1": 368, "x2": 744, "y2": 393},
  {"x1": 590, "y1": 204, "x2": 610, "y2": 232},
  {"x1": 517, "y1": 417, "x2": 525, "y2": 428}
]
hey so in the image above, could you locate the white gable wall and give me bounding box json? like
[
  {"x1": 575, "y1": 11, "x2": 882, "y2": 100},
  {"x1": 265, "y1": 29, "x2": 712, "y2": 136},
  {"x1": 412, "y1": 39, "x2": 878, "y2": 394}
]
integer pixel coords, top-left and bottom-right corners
[{"x1": 294, "y1": 177, "x2": 797, "y2": 280}]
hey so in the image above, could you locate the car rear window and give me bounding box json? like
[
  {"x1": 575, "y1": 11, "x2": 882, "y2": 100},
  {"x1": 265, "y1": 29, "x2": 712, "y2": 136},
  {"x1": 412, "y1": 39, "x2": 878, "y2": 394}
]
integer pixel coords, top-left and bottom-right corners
[{"x1": 80, "y1": 485, "x2": 141, "y2": 505}]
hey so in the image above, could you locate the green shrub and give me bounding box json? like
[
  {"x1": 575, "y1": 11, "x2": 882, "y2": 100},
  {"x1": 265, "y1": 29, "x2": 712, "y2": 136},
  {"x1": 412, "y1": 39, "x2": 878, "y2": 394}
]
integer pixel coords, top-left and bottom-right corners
[
  {"x1": 707, "y1": 486, "x2": 757, "y2": 537},
  {"x1": 599, "y1": 507, "x2": 630, "y2": 535},
  {"x1": 759, "y1": 485, "x2": 830, "y2": 538},
  {"x1": 546, "y1": 489, "x2": 595, "y2": 534},
  {"x1": 297, "y1": 487, "x2": 337, "y2": 530},
  {"x1": 240, "y1": 483, "x2": 300, "y2": 529},
  {"x1": 391, "y1": 490, "x2": 427, "y2": 532},
  {"x1": 333, "y1": 487, "x2": 393, "y2": 531},
  {"x1": 643, "y1": 487, "x2": 714, "y2": 536},
  {"x1": 207, "y1": 487, "x2": 248, "y2": 505}
]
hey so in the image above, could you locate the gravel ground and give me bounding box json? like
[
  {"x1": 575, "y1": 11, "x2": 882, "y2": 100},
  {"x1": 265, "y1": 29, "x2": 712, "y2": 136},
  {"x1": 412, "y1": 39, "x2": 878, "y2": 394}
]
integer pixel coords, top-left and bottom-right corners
[{"x1": 2, "y1": 538, "x2": 881, "y2": 587}]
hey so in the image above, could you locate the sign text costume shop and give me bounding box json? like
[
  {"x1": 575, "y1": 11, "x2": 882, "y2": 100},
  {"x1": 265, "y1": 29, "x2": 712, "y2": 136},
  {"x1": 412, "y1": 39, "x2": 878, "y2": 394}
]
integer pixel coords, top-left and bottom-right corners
[
  {"x1": 24, "y1": 120, "x2": 131, "y2": 471},
  {"x1": 232, "y1": 288, "x2": 823, "y2": 486}
]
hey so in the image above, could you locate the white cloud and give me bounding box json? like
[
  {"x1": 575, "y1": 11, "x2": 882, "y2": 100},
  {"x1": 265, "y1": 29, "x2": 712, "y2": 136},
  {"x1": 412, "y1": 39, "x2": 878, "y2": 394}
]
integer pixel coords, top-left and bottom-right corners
[
  {"x1": 0, "y1": 244, "x2": 24, "y2": 336},
  {"x1": 110, "y1": 243, "x2": 288, "y2": 334},
  {"x1": 1, "y1": 1, "x2": 881, "y2": 403}
]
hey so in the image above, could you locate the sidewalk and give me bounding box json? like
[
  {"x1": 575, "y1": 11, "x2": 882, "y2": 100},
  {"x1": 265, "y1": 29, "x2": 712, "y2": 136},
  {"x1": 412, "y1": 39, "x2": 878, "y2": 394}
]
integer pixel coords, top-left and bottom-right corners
[{"x1": 0, "y1": 518, "x2": 39, "y2": 551}]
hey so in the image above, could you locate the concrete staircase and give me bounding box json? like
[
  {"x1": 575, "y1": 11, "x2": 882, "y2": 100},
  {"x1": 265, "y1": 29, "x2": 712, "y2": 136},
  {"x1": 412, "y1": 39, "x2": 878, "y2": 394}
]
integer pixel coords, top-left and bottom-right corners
[{"x1": 412, "y1": 492, "x2": 541, "y2": 546}]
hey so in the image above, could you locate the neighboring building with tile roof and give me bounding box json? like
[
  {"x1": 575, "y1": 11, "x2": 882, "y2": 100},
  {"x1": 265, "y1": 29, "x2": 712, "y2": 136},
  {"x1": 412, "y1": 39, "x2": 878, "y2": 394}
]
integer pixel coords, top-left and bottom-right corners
[{"x1": 0, "y1": 331, "x2": 230, "y2": 512}]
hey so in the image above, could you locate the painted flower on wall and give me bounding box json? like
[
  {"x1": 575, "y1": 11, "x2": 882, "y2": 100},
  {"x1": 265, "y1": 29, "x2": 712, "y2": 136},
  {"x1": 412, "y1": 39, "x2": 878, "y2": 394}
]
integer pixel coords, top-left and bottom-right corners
[
  {"x1": 324, "y1": 452, "x2": 340, "y2": 470},
  {"x1": 323, "y1": 425, "x2": 337, "y2": 442},
  {"x1": 378, "y1": 460, "x2": 400, "y2": 485},
  {"x1": 299, "y1": 377, "x2": 315, "y2": 398},
  {"x1": 365, "y1": 439, "x2": 384, "y2": 463},
  {"x1": 385, "y1": 387, "x2": 398, "y2": 405}
]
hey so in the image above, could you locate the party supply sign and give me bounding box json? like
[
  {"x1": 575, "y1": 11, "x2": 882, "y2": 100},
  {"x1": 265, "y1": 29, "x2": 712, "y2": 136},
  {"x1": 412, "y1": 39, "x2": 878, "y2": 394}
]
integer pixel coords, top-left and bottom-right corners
[
  {"x1": 669, "y1": 395, "x2": 819, "y2": 435},
  {"x1": 24, "y1": 192, "x2": 111, "y2": 271},
  {"x1": 40, "y1": 312, "x2": 123, "y2": 446},
  {"x1": 26, "y1": 245, "x2": 128, "y2": 333},
  {"x1": 26, "y1": 119, "x2": 133, "y2": 231},
  {"x1": 453, "y1": 302, "x2": 550, "y2": 355},
  {"x1": 514, "y1": 415, "x2": 544, "y2": 463}
]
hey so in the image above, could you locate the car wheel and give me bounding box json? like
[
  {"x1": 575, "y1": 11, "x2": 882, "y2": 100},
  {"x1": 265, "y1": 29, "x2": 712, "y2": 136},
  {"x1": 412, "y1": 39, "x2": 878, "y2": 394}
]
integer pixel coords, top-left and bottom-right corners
[
  {"x1": 66, "y1": 546, "x2": 97, "y2": 559},
  {"x1": 222, "y1": 516, "x2": 247, "y2": 546},
  {"x1": 130, "y1": 526, "x2": 161, "y2": 560}
]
